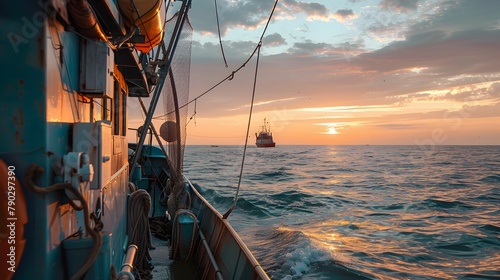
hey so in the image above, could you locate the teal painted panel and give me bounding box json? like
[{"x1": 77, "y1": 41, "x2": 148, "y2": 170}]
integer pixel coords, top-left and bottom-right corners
[{"x1": 62, "y1": 234, "x2": 112, "y2": 279}]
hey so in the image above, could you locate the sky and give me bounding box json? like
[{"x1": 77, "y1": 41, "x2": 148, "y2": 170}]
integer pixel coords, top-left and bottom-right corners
[{"x1": 131, "y1": 0, "x2": 500, "y2": 145}]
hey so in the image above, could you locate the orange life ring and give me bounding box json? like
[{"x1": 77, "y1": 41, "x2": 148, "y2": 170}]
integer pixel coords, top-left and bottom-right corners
[{"x1": 0, "y1": 160, "x2": 28, "y2": 280}]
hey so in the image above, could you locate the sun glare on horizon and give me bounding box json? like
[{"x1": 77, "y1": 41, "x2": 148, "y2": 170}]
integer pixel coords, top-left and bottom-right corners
[{"x1": 327, "y1": 127, "x2": 339, "y2": 134}]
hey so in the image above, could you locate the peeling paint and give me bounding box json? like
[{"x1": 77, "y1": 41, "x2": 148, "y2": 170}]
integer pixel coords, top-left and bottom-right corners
[
  {"x1": 15, "y1": 131, "x2": 24, "y2": 144},
  {"x1": 13, "y1": 108, "x2": 24, "y2": 126}
]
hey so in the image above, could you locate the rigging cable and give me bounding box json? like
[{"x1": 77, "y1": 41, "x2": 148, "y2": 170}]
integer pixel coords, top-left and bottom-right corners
[
  {"x1": 222, "y1": 42, "x2": 261, "y2": 219},
  {"x1": 185, "y1": 98, "x2": 197, "y2": 126},
  {"x1": 222, "y1": 0, "x2": 279, "y2": 219},
  {"x1": 214, "y1": 0, "x2": 228, "y2": 67},
  {"x1": 152, "y1": 37, "x2": 259, "y2": 120},
  {"x1": 129, "y1": 0, "x2": 192, "y2": 177},
  {"x1": 152, "y1": 0, "x2": 279, "y2": 120}
]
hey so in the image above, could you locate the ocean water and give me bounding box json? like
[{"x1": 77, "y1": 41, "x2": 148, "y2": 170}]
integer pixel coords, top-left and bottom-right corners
[{"x1": 183, "y1": 145, "x2": 500, "y2": 280}]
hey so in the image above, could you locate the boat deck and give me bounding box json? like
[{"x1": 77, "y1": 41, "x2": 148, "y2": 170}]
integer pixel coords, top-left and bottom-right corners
[
  {"x1": 150, "y1": 235, "x2": 202, "y2": 279},
  {"x1": 150, "y1": 236, "x2": 173, "y2": 279}
]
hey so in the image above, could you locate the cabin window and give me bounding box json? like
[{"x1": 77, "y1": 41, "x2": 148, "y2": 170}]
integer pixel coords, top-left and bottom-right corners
[
  {"x1": 122, "y1": 91, "x2": 127, "y2": 136},
  {"x1": 113, "y1": 80, "x2": 120, "y2": 135},
  {"x1": 92, "y1": 97, "x2": 112, "y2": 123},
  {"x1": 104, "y1": 98, "x2": 112, "y2": 122},
  {"x1": 113, "y1": 80, "x2": 127, "y2": 136}
]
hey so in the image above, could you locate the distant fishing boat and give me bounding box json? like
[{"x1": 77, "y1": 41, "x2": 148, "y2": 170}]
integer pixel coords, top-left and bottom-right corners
[{"x1": 255, "y1": 118, "x2": 276, "y2": 147}]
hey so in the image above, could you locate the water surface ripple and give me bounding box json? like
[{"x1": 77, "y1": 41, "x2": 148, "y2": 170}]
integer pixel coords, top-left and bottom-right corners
[{"x1": 184, "y1": 145, "x2": 500, "y2": 280}]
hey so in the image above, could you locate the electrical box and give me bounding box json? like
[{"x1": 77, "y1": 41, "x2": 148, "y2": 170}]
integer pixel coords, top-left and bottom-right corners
[
  {"x1": 79, "y1": 39, "x2": 114, "y2": 97},
  {"x1": 73, "y1": 122, "x2": 112, "y2": 189}
]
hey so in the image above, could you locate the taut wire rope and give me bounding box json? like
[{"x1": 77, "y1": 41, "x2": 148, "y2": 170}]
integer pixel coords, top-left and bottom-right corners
[
  {"x1": 152, "y1": 0, "x2": 279, "y2": 120},
  {"x1": 214, "y1": 0, "x2": 228, "y2": 67},
  {"x1": 222, "y1": 42, "x2": 262, "y2": 219},
  {"x1": 222, "y1": 0, "x2": 279, "y2": 219}
]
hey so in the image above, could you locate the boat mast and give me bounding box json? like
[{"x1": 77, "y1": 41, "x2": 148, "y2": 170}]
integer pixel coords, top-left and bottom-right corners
[{"x1": 129, "y1": 0, "x2": 192, "y2": 180}]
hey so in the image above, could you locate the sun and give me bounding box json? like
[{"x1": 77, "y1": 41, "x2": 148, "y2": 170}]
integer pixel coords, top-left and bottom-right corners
[{"x1": 327, "y1": 127, "x2": 339, "y2": 134}]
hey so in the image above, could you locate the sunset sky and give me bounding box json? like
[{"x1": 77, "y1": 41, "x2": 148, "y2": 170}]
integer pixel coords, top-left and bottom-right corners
[{"x1": 130, "y1": 0, "x2": 500, "y2": 145}]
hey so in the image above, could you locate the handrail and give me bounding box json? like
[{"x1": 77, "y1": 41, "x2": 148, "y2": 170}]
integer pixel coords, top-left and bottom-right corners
[
  {"x1": 199, "y1": 230, "x2": 224, "y2": 280},
  {"x1": 184, "y1": 177, "x2": 270, "y2": 280},
  {"x1": 117, "y1": 244, "x2": 138, "y2": 279}
]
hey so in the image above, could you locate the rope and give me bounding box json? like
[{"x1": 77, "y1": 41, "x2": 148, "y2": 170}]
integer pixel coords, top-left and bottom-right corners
[
  {"x1": 220, "y1": 1, "x2": 279, "y2": 220},
  {"x1": 152, "y1": 0, "x2": 280, "y2": 120},
  {"x1": 152, "y1": 39, "x2": 258, "y2": 120},
  {"x1": 170, "y1": 209, "x2": 198, "y2": 261},
  {"x1": 185, "y1": 98, "x2": 197, "y2": 126},
  {"x1": 150, "y1": 216, "x2": 170, "y2": 240},
  {"x1": 128, "y1": 189, "x2": 153, "y2": 280},
  {"x1": 128, "y1": 0, "x2": 192, "y2": 177},
  {"x1": 222, "y1": 42, "x2": 262, "y2": 219},
  {"x1": 24, "y1": 164, "x2": 102, "y2": 280},
  {"x1": 214, "y1": 0, "x2": 228, "y2": 67},
  {"x1": 137, "y1": 96, "x2": 179, "y2": 184}
]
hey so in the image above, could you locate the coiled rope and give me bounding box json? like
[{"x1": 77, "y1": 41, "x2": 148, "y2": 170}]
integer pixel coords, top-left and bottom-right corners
[
  {"x1": 128, "y1": 189, "x2": 153, "y2": 279},
  {"x1": 170, "y1": 209, "x2": 199, "y2": 261}
]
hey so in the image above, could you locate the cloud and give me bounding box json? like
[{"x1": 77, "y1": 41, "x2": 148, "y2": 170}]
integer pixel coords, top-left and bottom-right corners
[
  {"x1": 228, "y1": 97, "x2": 298, "y2": 111},
  {"x1": 352, "y1": 29, "x2": 500, "y2": 77},
  {"x1": 337, "y1": 39, "x2": 366, "y2": 55},
  {"x1": 314, "y1": 102, "x2": 500, "y2": 128},
  {"x1": 284, "y1": 38, "x2": 365, "y2": 58},
  {"x1": 333, "y1": 9, "x2": 357, "y2": 22},
  {"x1": 191, "y1": 40, "x2": 259, "y2": 62},
  {"x1": 189, "y1": 0, "x2": 338, "y2": 36},
  {"x1": 362, "y1": 0, "x2": 500, "y2": 42},
  {"x1": 380, "y1": 0, "x2": 420, "y2": 13},
  {"x1": 388, "y1": 102, "x2": 500, "y2": 121},
  {"x1": 188, "y1": 1, "x2": 500, "y2": 120},
  {"x1": 407, "y1": 0, "x2": 500, "y2": 36},
  {"x1": 263, "y1": 33, "x2": 287, "y2": 47},
  {"x1": 288, "y1": 40, "x2": 332, "y2": 56},
  {"x1": 431, "y1": 82, "x2": 500, "y2": 102},
  {"x1": 280, "y1": 0, "x2": 333, "y2": 21},
  {"x1": 458, "y1": 102, "x2": 500, "y2": 119},
  {"x1": 366, "y1": 21, "x2": 408, "y2": 41},
  {"x1": 188, "y1": 0, "x2": 277, "y2": 35},
  {"x1": 376, "y1": 123, "x2": 423, "y2": 130}
]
